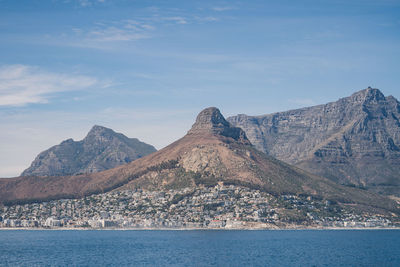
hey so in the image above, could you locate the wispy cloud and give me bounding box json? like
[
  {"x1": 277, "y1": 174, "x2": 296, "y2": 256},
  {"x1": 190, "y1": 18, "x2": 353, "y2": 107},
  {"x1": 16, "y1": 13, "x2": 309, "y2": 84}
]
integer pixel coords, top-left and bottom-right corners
[
  {"x1": 59, "y1": 0, "x2": 106, "y2": 7},
  {"x1": 88, "y1": 26, "x2": 150, "y2": 41},
  {"x1": 198, "y1": 16, "x2": 219, "y2": 22},
  {"x1": 152, "y1": 15, "x2": 220, "y2": 26},
  {"x1": 78, "y1": 0, "x2": 91, "y2": 6},
  {"x1": 211, "y1": 6, "x2": 236, "y2": 12},
  {"x1": 0, "y1": 65, "x2": 99, "y2": 106},
  {"x1": 72, "y1": 20, "x2": 154, "y2": 44},
  {"x1": 70, "y1": 0, "x2": 106, "y2": 7},
  {"x1": 162, "y1": 16, "x2": 188, "y2": 24},
  {"x1": 41, "y1": 7, "x2": 221, "y2": 49}
]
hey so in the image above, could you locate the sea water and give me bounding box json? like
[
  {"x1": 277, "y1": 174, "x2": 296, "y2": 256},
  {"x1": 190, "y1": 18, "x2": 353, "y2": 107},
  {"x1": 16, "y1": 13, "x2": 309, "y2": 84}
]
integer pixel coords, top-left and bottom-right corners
[{"x1": 0, "y1": 230, "x2": 399, "y2": 266}]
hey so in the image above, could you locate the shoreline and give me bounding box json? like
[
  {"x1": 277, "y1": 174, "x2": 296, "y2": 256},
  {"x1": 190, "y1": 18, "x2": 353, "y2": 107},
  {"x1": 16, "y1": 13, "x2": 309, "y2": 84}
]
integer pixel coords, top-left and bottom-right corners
[{"x1": 1, "y1": 227, "x2": 399, "y2": 231}]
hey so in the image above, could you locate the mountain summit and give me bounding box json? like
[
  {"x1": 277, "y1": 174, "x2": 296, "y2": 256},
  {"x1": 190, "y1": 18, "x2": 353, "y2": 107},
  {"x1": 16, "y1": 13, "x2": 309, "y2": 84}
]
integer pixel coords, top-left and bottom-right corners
[
  {"x1": 188, "y1": 107, "x2": 250, "y2": 144},
  {"x1": 21, "y1": 125, "x2": 156, "y2": 177},
  {"x1": 228, "y1": 88, "x2": 400, "y2": 196}
]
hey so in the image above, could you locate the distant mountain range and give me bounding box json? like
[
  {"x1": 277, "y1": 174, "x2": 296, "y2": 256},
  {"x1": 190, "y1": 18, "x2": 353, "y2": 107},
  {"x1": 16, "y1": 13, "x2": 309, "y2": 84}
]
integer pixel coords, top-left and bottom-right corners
[
  {"x1": 1, "y1": 107, "x2": 398, "y2": 218},
  {"x1": 228, "y1": 88, "x2": 400, "y2": 196},
  {"x1": 18, "y1": 87, "x2": 400, "y2": 199},
  {"x1": 21, "y1": 125, "x2": 156, "y2": 177}
]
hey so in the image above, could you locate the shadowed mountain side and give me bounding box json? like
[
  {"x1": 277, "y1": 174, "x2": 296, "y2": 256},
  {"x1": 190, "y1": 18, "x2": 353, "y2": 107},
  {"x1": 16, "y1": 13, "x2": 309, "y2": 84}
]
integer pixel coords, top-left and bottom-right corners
[
  {"x1": 0, "y1": 107, "x2": 398, "y2": 216},
  {"x1": 21, "y1": 125, "x2": 156, "y2": 176},
  {"x1": 228, "y1": 88, "x2": 400, "y2": 196}
]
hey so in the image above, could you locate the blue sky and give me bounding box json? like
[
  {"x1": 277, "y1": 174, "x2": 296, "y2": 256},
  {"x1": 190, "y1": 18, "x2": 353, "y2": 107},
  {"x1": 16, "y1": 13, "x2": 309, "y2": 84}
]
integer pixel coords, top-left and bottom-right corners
[{"x1": 0, "y1": 0, "x2": 399, "y2": 177}]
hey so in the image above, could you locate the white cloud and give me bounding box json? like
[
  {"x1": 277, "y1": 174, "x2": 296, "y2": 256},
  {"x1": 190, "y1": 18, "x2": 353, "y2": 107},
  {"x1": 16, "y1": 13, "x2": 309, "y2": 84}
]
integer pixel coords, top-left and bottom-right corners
[
  {"x1": 163, "y1": 17, "x2": 188, "y2": 24},
  {"x1": 160, "y1": 16, "x2": 219, "y2": 25},
  {"x1": 78, "y1": 0, "x2": 91, "y2": 6},
  {"x1": 198, "y1": 16, "x2": 219, "y2": 22},
  {"x1": 45, "y1": 10, "x2": 219, "y2": 49},
  {"x1": 58, "y1": 14, "x2": 212, "y2": 48},
  {"x1": 75, "y1": 0, "x2": 105, "y2": 7},
  {"x1": 88, "y1": 26, "x2": 150, "y2": 41},
  {"x1": 68, "y1": 20, "x2": 155, "y2": 46},
  {"x1": 211, "y1": 6, "x2": 236, "y2": 12},
  {"x1": 0, "y1": 65, "x2": 98, "y2": 106},
  {"x1": 141, "y1": 24, "x2": 155, "y2": 30}
]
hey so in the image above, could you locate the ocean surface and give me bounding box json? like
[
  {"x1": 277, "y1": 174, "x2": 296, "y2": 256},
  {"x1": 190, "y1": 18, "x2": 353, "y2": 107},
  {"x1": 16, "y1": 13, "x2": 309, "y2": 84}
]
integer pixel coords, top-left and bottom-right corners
[{"x1": 0, "y1": 230, "x2": 399, "y2": 266}]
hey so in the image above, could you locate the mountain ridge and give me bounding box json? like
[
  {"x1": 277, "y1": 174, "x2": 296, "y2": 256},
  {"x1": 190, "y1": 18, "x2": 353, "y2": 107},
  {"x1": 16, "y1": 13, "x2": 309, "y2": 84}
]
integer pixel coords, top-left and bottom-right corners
[
  {"x1": 21, "y1": 125, "x2": 157, "y2": 177},
  {"x1": 1, "y1": 107, "x2": 398, "y2": 217},
  {"x1": 228, "y1": 88, "x2": 400, "y2": 196}
]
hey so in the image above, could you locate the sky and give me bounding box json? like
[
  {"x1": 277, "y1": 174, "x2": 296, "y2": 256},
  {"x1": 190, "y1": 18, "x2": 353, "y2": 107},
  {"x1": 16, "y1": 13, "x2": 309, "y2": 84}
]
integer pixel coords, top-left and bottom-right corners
[{"x1": 0, "y1": 0, "x2": 399, "y2": 177}]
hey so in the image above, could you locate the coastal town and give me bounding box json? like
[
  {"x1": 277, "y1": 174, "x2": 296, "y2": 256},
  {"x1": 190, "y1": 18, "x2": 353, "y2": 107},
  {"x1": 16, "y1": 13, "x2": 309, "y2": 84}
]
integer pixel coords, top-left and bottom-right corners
[{"x1": 0, "y1": 184, "x2": 394, "y2": 229}]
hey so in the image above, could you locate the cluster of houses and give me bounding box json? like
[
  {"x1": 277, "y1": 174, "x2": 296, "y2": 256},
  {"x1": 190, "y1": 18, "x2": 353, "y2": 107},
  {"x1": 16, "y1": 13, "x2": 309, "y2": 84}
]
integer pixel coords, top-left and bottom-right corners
[{"x1": 0, "y1": 184, "x2": 393, "y2": 229}]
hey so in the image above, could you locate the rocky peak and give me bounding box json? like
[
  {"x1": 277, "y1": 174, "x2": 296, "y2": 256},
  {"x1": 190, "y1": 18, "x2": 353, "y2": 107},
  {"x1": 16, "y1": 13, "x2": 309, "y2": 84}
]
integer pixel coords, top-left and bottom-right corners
[
  {"x1": 21, "y1": 125, "x2": 156, "y2": 177},
  {"x1": 189, "y1": 107, "x2": 229, "y2": 131},
  {"x1": 350, "y1": 87, "x2": 386, "y2": 104},
  {"x1": 188, "y1": 107, "x2": 250, "y2": 144},
  {"x1": 85, "y1": 125, "x2": 115, "y2": 142},
  {"x1": 61, "y1": 138, "x2": 75, "y2": 144},
  {"x1": 87, "y1": 125, "x2": 112, "y2": 135},
  {"x1": 386, "y1": 95, "x2": 398, "y2": 102},
  {"x1": 386, "y1": 95, "x2": 400, "y2": 112}
]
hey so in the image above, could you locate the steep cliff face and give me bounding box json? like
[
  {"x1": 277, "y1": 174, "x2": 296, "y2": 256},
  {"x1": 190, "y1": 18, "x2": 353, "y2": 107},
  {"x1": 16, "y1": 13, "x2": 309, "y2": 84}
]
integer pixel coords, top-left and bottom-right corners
[
  {"x1": 187, "y1": 107, "x2": 250, "y2": 144},
  {"x1": 228, "y1": 88, "x2": 400, "y2": 196},
  {"x1": 21, "y1": 125, "x2": 156, "y2": 176}
]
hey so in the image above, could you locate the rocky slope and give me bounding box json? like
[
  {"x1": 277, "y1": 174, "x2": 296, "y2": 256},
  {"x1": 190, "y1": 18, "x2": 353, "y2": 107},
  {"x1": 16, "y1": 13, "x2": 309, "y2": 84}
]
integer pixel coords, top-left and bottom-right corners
[
  {"x1": 21, "y1": 125, "x2": 156, "y2": 176},
  {"x1": 228, "y1": 88, "x2": 400, "y2": 196},
  {"x1": 1, "y1": 107, "x2": 398, "y2": 217}
]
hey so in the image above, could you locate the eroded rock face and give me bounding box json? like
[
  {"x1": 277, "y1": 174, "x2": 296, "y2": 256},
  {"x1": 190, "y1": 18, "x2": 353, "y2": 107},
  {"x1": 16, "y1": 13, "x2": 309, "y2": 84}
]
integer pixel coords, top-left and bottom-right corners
[
  {"x1": 21, "y1": 126, "x2": 156, "y2": 176},
  {"x1": 228, "y1": 88, "x2": 400, "y2": 196},
  {"x1": 188, "y1": 107, "x2": 250, "y2": 144},
  {"x1": 181, "y1": 146, "x2": 223, "y2": 174}
]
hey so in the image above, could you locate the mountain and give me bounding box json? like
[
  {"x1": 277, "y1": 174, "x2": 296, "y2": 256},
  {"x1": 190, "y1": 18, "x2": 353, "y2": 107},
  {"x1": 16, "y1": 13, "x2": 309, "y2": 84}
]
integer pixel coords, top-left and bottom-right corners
[
  {"x1": 0, "y1": 107, "x2": 398, "y2": 217},
  {"x1": 228, "y1": 88, "x2": 400, "y2": 196},
  {"x1": 21, "y1": 125, "x2": 157, "y2": 176}
]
